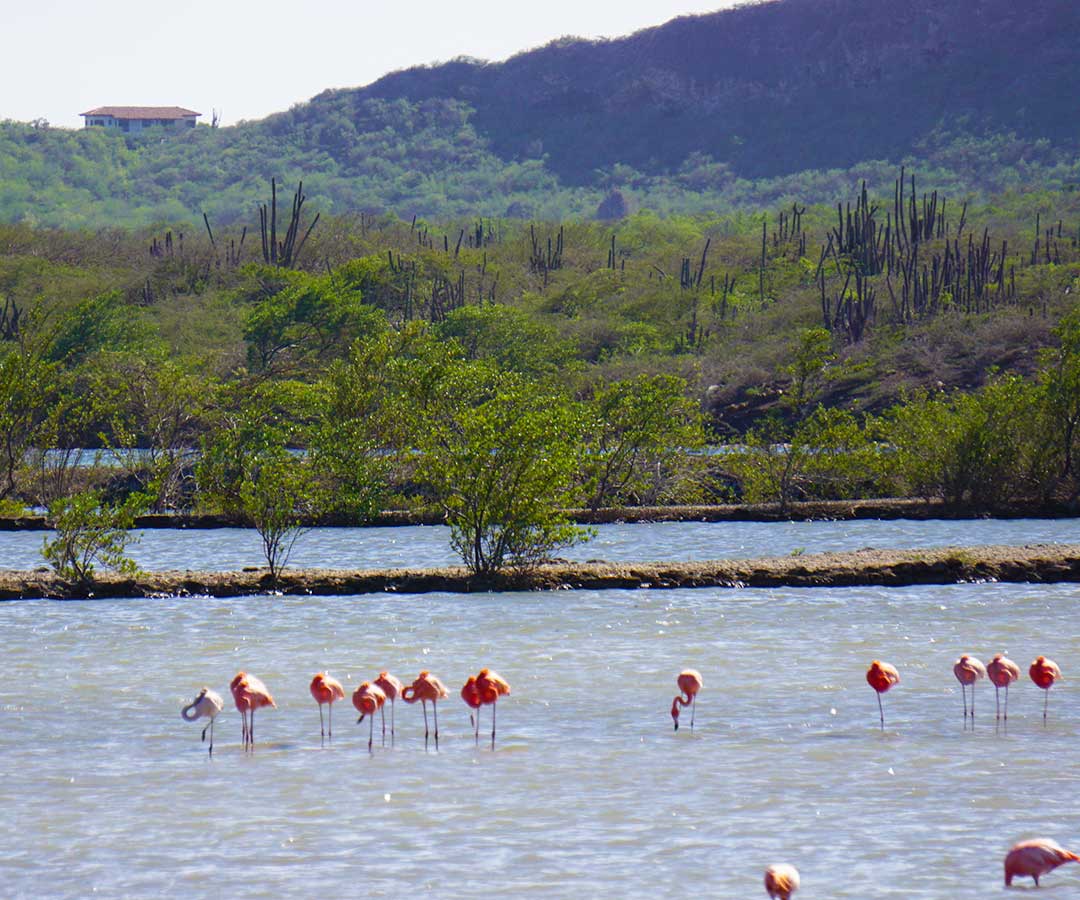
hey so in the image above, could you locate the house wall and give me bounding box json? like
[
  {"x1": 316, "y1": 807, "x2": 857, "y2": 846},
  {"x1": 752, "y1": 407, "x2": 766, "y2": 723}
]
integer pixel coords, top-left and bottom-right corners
[{"x1": 83, "y1": 117, "x2": 197, "y2": 132}]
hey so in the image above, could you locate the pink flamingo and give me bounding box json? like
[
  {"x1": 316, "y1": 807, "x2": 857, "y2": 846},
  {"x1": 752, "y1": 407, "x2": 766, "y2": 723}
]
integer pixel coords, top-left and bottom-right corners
[
  {"x1": 952, "y1": 654, "x2": 986, "y2": 722},
  {"x1": 475, "y1": 668, "x2": 511, "y2": 745},
  {"x1": 374, "y1": 671, "x2": 404, "y2": 740},
  {"x1": 986, "y1": 653, "x2": 1021, "y2": 721},
  {"x1": 352, "y1": 681, "x2": 387, "y2": 750},
  {"x1": 764, "y1": 863, "x2": 800, "y2": 899},
  {"x1": 309, "y1": 672, "x2": 345, "y2": 739},
  {"x1": 1029, "y1": 656, "x2": 1062, "y2": 723},
  {"x1": 866, "y1": 660, "x2": 899, "y2": 729},
  {"x1": 401, "y1": 671, "x2": 450, "y2": 743},
  {"x1": 229, "y1": 672, "x2": 276, "y2": 750},
  {"x1": 671, "y1": 669, "x2": 703, "y2": 732},
  {"x1": 1005, "y1": 837, "x2": 1080, "y2": 886},
  {"x1": 461, "y1": 675, "x2": 482, "y2": 739}
]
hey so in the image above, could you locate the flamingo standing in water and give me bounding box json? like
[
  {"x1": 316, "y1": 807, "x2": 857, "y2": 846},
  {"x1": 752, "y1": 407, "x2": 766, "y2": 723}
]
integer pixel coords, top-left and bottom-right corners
[
  {"x1": 352, "y1": 681, "x2": 387, "y2": 750},
  {"x1": 461, "y1": 675, "x2": 482, "y2": 739},
  {"x1": 986, "y1": 653, "x2": 1021, "y2": 721},
  {"x1": 309, "y1": 672, "x2": 345, "y2": 740},
  {"x1": 1029, "y1": 656, "x2": 1062, "y2": 723},
  {"x1": 952, "y1": 654, "x2": 987, "y2": 723},
  {"x1": 230, "y1": 672, "x2": 276, "y2": 750},
  {"x1": 476, "y1": 668, "x2": 511, "y2": 745},
  {"x1": 866, "y1": 660, "x2": 899, "y2": 729},
  {"x1": 401, "y1": 671, "x2": 450, "y2": 744},
  {"x1": 181, "y1": 687, "x2": 224, "y2": 757},
  {"x1": 671, "y1": 669, "x2": 703, "y2": 731},
  {"x1": 1004, "y1": 837, "x2": 1080, "y2": 886},
  {"x1": 764, "y1": 863, "x2": 800, "y2": 899},
  {"x1": 374, "y1": 671, "x2": 404, "y2": 740}
]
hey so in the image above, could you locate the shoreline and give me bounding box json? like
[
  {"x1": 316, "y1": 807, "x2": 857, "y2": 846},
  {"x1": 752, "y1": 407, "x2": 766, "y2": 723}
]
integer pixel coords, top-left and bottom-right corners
[
  {"x1": 3, "y1": 543, "x2": 1079, "y2": 600},
  {"x1": 1, "y1": 498, "x2": 1078, "y2": 532}
]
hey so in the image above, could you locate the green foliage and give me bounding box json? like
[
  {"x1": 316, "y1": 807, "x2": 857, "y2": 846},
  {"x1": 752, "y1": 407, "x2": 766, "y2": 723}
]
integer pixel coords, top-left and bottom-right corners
[
  {"x1": 42, "y1": 490, "x2": 147, "y2": 584},
  {"x1": 0, "y1": 341, "x2": 57, "y2": 501},
  {"x1": 418, "y1": 367, "x2": 590, "y2": 575},
  {"x1": 238, "y1": 450, "x2": 323, "y2": 586},
  {"x1": 436, "y1": 304, "x2": 576, "y2": 376},
  {"x1": 885, "y1": 377, "x2": 1037, "y2": 507},
  {"x1": 731, "y1": 407, "x2": 886, "y2": 508},
  {"x1": 239, "y1": 267, "x2": 387, "y2": 373},
  {"x1": 579, "y1": 374, "x2": 705, "y2": 509}
]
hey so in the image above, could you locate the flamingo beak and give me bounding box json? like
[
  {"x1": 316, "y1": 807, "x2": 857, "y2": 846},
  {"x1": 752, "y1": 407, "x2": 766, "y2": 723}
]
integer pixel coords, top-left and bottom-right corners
[{"x1": 357, "y1": 714, "x2": 366, "y2": 724}]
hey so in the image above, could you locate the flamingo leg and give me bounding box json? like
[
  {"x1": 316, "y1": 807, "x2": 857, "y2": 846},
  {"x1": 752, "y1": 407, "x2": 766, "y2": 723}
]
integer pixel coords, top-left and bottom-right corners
[
  {"x1": 329, "y1": 702, "x2": 333, "y2": 740},
  {"x1": 390, "y1": 699, "x2": 395, "y2": 740},
  {"x1": 1004, "y1": 684, "x2": 1009, "y2": 721},
  {"x1": 319, "y1": 703, "x2": 325, "y2": 739},
  {"x1": 961, "y1": 683, "x2": 968, "y2": 720},
  {"x1": 994, "y1": 685, "x2": 1000, "y2": 720},
  {"x1": 369, "y1": 712, "x2": 375, "y2": 751},
  {"x1": 971, "y1": 683, "x2": 975, "y2": 720},
  {"x1": 422, "y1": 700, "x2": 429, "y2": 739},
  {"x1": 209, "y1": 717, "x2": 214, "y2": 758},
  {"x1": 690, "y1": 695, "x2": 696, "y2": 731},
  {"x1": 251, "y1": 707, "x2": 256, "y2": 749},
  {"x1": 491, "y1": 700, "x2": 497, "y2": 747},
  {"x1": 433, "y1": 700, "x2": 440, "y2": 742},
  {"x1": 877, "y1": 692, "x2": 885, "y2": 730},
  {"x1": 1044, "y1": 688, "x2": 1049, "y2": 724},
  {"x1": 380, "y1": 704, "x2": 386, "y2": 740}
]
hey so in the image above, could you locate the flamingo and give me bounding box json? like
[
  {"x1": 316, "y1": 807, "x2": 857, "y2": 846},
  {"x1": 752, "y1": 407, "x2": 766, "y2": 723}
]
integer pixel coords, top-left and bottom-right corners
[
  {"x1": 229, "y1": 672, "x2": 276, "y2": 750},
  {"x1": 1029, "y1": 656, "x2": 1062, "y2": 723},
  {"x1": 986, "y1": 653, "x2": 1021, "y2": 721},
  {"x1": 1004, "y1": 837, "x2": 1080, "y2": 886},
  {"x1": 461, "y1": 675, "x2": 482, "y2": 739},
  {"x1": 401, "y1": 671, "x2": 450, "y2": 743},
  {"x1": 866, "y1": 660, "x2": 899, "y2": 729},
  {"x1": 671, "y1": 668, "x2": 703, "y2": 731},
  {"x1": 352, "y1": 681, "x2": 387, "y2": 750},
  {"x1": 309, "y1": 672, "x2": 345, "y2": 740},
  {"x1": 181, "y1": 687, "x2": 224, "y2": 757},
  {"x1": 764, "y1": 863, "x2": 800, "y2": 899},
  {"x1": 476, "y1": 668, "x2": 511, "y2": 745},
  {"x1": 952, "y1": 654, "x2": 987, "y2": 722},
  {"x1": 374, "y1": 671, "x2": 404, "y2": 740}
]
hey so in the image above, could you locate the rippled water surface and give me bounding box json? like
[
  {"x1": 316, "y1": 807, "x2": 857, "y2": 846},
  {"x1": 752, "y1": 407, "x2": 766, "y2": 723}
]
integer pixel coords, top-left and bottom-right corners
[
  {"x1": 1, "y1": 516, "x2": 1078, "y2": 571},
  {"x1": 2, "y1": 523, "x2": 1080, "y2": 898}
]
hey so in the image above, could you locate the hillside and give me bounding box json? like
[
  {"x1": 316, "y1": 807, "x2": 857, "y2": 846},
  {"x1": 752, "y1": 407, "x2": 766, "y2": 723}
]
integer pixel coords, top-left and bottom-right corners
[{"x1": 1, "y1": 0, "x2": 1080, "y2": 226}]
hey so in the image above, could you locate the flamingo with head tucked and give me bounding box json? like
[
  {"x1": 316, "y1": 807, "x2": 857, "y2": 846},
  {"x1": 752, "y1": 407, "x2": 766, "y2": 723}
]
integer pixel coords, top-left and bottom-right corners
[
  {"x1": 461, "y1": 675, "x2": 482, "y2": 739},
  {"x1": 764, "y1": 863, "x2": 800, "y2": 899},
  {"x1": 374, "y1": 671, "x2": 404, "y2": 740},
  {"x1": 475, "y1": 668, "x2": 511, "y2": 745},
  {"x1": 352, "y1": 681, "x2": 387, "y2": 750},
  {"x1": 1005, "y1": 837, "x2": 1080, "y2": 886},
  {"x1": 401, "y1": 671, "x2": 450, "y2": 744},
  {"x1": 229, "y1": 672, "x2": 276, "y2": 750},
  {"x1": 1029, "y1": 656, "x2": 1062, "y2": 723},
  {"x1": 953, "y1": 654, "x2": 987, "y2": 723},
  {"x1": 181, "y1": 687, "x2": 224, "y2": 757},
  {"x1": 866, "y1": 660, "x2": 899, "y2": 730},
  {"x1": 671, "y1": 669, "x2": 703, "y2": 732},
  {"x1": 986, "y1": 653, "x2": 1020, "y2": 721},
  {"x1": 310, "y1": 672, "x2": 345, "y2": 740}
]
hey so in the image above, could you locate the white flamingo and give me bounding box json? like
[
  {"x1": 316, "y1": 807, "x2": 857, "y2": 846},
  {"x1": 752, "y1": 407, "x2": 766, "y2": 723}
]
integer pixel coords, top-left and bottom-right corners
[{"x1": 181, "y1": 687, "x2": 224, "y2": 757}]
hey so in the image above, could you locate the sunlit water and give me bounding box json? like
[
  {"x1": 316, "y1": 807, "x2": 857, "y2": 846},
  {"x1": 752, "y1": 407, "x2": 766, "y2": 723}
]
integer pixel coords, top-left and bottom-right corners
[
  {"x1": 1, "y1": 523, "x2": 1079, "y2": 898},
  {"x1": 1, "y1": 517, "x2": 1078, "y2": 571}
]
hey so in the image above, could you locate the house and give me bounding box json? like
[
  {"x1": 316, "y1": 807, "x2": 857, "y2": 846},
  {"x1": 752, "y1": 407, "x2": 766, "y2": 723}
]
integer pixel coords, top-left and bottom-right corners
[{"x1": 80, "y1": 107, "x2": 201, "y2": 132}]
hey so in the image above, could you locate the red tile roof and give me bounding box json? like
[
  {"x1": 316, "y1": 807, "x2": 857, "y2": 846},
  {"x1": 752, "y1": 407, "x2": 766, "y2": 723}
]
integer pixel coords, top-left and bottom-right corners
[{"x1": 80, "y1": 106, "x2": 201, "y2": 119}]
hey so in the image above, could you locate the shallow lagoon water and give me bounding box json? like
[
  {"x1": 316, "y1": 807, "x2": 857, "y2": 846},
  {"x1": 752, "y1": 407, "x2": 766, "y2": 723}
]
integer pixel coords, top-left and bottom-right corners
[
  {"x1": 1, "y1": 516, "x2": 1078, "y2": 571},
  {"x1": 1, "y1": 522, "x2": 1079, "y2": 898}
]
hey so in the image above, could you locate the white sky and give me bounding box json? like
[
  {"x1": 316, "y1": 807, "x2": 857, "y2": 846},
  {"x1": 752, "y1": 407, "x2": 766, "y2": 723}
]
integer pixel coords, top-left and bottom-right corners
[{"x1": 4, "y1": 1, "x2": 738, "y2": 129}]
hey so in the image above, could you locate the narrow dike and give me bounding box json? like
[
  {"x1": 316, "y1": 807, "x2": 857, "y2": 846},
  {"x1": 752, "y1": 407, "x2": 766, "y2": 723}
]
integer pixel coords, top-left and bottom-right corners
[{"x1": 2, "y1": 544, "x2": 1079, "y2": 600}]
